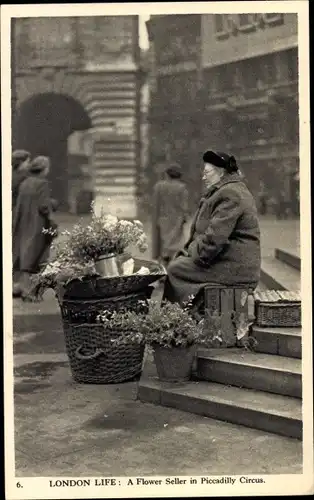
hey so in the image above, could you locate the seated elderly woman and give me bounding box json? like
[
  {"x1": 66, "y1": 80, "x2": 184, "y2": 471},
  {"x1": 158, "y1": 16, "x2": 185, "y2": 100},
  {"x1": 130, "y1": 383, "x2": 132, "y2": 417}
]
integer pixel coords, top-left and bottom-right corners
[{"x1": 163, "y1": 150, "x2": 261, "y2": 307}]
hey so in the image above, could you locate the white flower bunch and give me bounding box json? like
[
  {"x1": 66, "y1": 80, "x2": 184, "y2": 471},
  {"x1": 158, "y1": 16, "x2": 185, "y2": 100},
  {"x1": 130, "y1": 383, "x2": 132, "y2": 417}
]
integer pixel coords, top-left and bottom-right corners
[{"x1": 36, "y1": 205, "x2": 149, "y2": 291}]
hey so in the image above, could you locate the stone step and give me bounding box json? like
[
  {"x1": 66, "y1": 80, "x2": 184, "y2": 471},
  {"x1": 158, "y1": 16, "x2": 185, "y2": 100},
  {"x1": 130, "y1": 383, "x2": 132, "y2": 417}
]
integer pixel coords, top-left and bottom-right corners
[
  {"x1": 275, "y1": 248, "x2": 301, "y2": 271},
  {"x1": 95, "y1": 159, "x2": 136, "y2": 168},
  {"x1": 94, "y1": 154, "x2": 136, "y2": 162},
  {"x1": 95, "y1": 168, "x2": 137, "y2": 178},
  {"x1": 252, "y1": 325, "x2": 301, "y2": 359},
  {"x1": 260, "y1": 257, "x2": 300, "y2": 291},
  {"x1": 138, "y1": 357, "x2": 302, "y2": 439},
  {"x1": 97, "y1": 176, "x2": 135, "y2": 186},
  {"x1": 196, "y1": 348, "x2": 302, "y2": 398},
  {"x1": 94, "y1": 184, "x2": 136, "y2": 194}
]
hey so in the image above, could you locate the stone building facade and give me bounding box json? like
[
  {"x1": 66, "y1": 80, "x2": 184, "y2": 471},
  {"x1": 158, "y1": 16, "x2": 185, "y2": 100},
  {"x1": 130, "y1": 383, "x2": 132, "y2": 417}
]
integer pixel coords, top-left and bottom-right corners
[
  {"x1": 12, "y1": 16, "x2": 141, "y2": 217},
  {"x1": 147, "y1": 13, "x2": 299, "y2": 215}
]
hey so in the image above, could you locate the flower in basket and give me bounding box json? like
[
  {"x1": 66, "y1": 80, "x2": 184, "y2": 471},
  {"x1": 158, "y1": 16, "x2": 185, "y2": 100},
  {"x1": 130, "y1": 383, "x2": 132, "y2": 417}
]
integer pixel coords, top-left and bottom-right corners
[
  {"x1": 61, "y1": 204, "x2": 148, "y2": 263},
  {"x1": 31, "y1": 235, "x2": 98, "y2": 301},
  {"x1": 32, "y1": 203, "x2": 149, "y2": 297}
]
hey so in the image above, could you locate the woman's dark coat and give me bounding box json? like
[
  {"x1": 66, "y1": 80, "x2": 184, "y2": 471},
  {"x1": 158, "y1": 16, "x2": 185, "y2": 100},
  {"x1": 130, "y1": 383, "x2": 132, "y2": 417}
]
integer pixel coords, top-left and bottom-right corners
[
  {"x1": 12, "y1": 170, "x2": 28, "y2": 211},
  {"x1": 152, "y1": 178, "x2": 189, "y2": 260},
  {"x1": 164, "y1": 173, "x2": 261, "y2": 304},
  {"x1": 13, "y1": 175, "x2": 53, "y2": 272}
]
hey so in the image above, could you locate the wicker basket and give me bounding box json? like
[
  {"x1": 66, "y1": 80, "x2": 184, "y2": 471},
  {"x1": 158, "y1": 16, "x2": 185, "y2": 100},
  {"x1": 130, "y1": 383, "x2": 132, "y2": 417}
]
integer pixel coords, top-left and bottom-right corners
[
  {"x1": 254, "y1": 290, "x2": 301, "y2": 327},
  {"x1": 60, "y1": 289, "x2": 151, "y2": 325},
  {"x1": 64, "y1": 323, "x2": 145, "y2": 384},
  {"x1": 63, "y1": 258, "x2": 166, "y2": 300},
  {"x1": 59, "y1": 289, "x2": 151, "y2": 384}
]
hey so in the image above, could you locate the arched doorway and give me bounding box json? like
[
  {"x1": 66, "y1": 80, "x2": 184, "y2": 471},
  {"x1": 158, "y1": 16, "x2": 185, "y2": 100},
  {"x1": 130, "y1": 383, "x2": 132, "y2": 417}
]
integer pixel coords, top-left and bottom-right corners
[{"x1": 13, "y1": 92, "x2": 92, "y2": 210}]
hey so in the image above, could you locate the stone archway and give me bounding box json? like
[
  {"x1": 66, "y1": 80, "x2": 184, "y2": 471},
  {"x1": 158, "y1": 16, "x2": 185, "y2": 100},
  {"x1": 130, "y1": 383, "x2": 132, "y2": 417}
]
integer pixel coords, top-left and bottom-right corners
[
  {"x1": 14, "y1": 68, "x2": 92, "y2": 117},
  {"x1": 13, "y1": 91, "x2": 92, "y2": 209}
]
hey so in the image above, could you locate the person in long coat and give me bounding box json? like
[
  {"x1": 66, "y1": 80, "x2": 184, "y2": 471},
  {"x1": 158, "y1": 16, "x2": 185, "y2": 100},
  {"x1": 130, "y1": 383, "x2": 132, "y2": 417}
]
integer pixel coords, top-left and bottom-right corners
[
  {"x1": 13, "y1": 156, "x2": 58, "y2": 301},
  {"x1": 163, "y1": 150, "x2": 261, "y2": 305},
  {"x1": 152, "y1": 163, "x2": 189, "y2": 265},
  {"x1": 12, "y1": 150, "x2": 31, "y2": 296},
  {"x1": 12, "y1": 150, "x2": 31, "y2": 211}
]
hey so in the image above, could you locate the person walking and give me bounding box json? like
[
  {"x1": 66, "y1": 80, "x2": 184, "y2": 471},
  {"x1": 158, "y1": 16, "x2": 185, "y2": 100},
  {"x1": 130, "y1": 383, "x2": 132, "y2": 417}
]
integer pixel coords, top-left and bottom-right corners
[
  {"x1": 257, "y1": 180, "x2": 268, "y2": 215},
  {"x1": 163, "y1": 150, "x2": 261, "y2": 306},
  {"x1": 12, "y1": 150, "x2": 31, "y2": 297},
  {"x1": 12, "y1": 150, "x2": 31, "y2": 212},
  {"x1": 13, "y1": 156, "x2": 58, "y2": 301},
  {"x1": 152, "y1": 163, "x2": 189, "y2": 266}
]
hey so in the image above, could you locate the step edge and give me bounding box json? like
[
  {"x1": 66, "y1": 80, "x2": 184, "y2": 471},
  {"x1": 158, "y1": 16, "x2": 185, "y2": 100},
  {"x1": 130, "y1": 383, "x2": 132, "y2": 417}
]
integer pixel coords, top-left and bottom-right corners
[
  {"x1": 252, "y1": 326, "x2": 302, "y2": 336},
  {"x1": 261, "y1": 262, "x2": 301, "y2": 280},
  {"x1": 196, "y1": 354, "x2": 302, "y2": 375},
  {"x1": 275, "y1": 248, "x2": 301, "y2": 270},
  {"x1": 138, "y1": 380, "x2": 302, "y2": 421}
]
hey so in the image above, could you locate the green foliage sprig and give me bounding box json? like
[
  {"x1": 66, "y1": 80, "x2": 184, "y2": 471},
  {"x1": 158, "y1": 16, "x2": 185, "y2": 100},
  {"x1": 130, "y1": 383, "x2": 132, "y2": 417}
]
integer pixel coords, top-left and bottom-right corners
[{"x1": 97, "y1": 298, "x2": 212, "y2": 349}]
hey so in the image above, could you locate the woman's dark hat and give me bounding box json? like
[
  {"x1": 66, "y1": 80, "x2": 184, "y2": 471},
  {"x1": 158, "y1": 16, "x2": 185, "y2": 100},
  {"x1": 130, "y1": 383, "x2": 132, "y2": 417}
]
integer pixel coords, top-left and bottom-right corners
[
  {"x1": 12, "y1": 150, "x2": 30, "y2": 170},
  {"x1": 29, "y1": 156, "x2": 50, "y2": 173},
  {"x1": 166, "y1": 162, "x2": 182, "y2": 178},
  {"x1": 203, "y1": 150, "x2": 238, "y2": 172}
]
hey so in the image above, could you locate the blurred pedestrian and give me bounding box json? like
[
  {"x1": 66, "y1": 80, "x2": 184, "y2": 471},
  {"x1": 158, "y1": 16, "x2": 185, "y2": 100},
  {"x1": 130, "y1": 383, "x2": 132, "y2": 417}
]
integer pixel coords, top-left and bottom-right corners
[
  {"x1": 68, "y1": 162, "x2": 84, "y2": 215},
  {"x1": 258, "y1": 180, "x2": 268, "y2": 215},
  {"x1": 12, "y1": 149, "x2": 31, "y2": 212},
  {"x1": 276, "y1": 188, "x2": 290, "y2": 219},
  {"x1": 152, "y1": 163, "x2": 189, "y2": 266},
  {"x1": 163, "y1": 150, "x2": 261, "y2": 307},
  {"x1": 13, "y1": 156, "x2": 58, "y2": 301},
  {"x1": 292, "y1": 170, "x2": 300, "y2": 216},
  {"x1": 12, "y1": 150, "x2": 31, "y2": 297}
]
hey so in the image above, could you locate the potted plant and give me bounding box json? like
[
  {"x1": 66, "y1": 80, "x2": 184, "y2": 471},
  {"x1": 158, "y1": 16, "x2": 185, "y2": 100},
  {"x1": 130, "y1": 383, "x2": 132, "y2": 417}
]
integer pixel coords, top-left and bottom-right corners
[{"x1": 97, "y1": 297, "x2": 213, "y2": 383}]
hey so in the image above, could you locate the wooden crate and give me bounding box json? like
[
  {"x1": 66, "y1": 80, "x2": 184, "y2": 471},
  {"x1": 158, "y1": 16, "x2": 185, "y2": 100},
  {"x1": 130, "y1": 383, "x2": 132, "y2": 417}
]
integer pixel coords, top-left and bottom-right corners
[{"x1": 204, "y1": 286, "x2": 255, "y2": 347}]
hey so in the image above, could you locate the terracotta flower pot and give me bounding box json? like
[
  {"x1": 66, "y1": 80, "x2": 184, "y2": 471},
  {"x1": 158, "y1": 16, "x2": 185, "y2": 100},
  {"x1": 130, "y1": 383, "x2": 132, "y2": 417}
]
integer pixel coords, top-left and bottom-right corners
[
  {"x1": 95, "y1": 254, "x2": 119, "y2": 277},
  {"x1": 152, "y1": 343, "x2": 196, "y2": 382}
]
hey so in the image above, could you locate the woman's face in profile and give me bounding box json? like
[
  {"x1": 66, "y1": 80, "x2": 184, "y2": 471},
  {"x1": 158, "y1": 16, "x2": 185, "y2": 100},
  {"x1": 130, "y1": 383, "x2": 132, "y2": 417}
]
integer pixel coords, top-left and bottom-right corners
[
  {"x1": 43, "y1": 164, "x2": 50, "y2": 177},
  {"x1": 202, "y1": 162, "x2": 223, "y2": 189}
]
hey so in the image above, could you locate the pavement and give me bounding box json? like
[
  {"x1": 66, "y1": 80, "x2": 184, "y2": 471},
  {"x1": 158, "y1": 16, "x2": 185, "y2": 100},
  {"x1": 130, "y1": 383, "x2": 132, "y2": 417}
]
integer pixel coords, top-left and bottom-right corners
[{"x1": 11, "y1": 214, "x2": 302, "y2": 477}]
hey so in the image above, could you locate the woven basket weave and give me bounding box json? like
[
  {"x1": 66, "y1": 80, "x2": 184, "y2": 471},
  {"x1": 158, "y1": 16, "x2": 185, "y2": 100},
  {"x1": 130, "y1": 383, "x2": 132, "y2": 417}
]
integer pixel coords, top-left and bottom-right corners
[
  {"x1": 63, "y1": 259, "x2": 166, "y2": 300},
  {"x1": 64, "y1": 323, "x2": 145, "y2": 384},
  {"x1": 59, "y1": 289, "x2": 151, "y2": 384},
  {"x1": 254, "y1": 290, "x2": 301, "y2": 327},
  {"x1": 60, "y1": 289, "x2": 151, "y2": 325}
]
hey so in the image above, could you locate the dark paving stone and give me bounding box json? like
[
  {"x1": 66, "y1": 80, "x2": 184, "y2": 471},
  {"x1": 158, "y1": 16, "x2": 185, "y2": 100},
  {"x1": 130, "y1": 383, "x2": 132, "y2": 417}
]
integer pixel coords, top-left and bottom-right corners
[
  {"x1": 13, "y1": 313, "x2": 62, "y2": 333},
  {"x1": 14, "y1": 382, "x2": 51, "y2": 394},
  {"x1": 14, "y1": 361, "x2": 68, "y2": 380},
  {"x1": 14, "y1": 327, "x2": 66, "y2": 354}
]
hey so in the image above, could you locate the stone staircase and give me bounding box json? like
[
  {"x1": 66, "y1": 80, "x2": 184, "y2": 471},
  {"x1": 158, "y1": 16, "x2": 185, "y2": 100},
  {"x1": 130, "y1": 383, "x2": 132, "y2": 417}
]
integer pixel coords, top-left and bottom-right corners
[
  {"x1": 260, "y1": 247, "x2": 301, "y2": 291},
  {"x1": 90, "y1": 72, "x2": 140, "y2": 219},
  {"x1": 138, "y1": 247, "x2": 302, "y2": 440}
]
